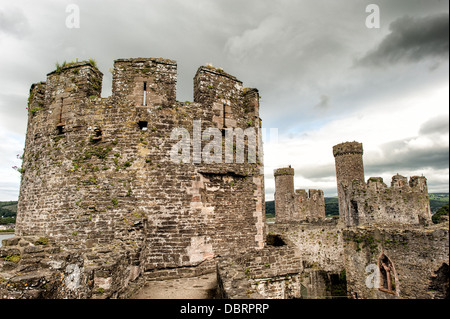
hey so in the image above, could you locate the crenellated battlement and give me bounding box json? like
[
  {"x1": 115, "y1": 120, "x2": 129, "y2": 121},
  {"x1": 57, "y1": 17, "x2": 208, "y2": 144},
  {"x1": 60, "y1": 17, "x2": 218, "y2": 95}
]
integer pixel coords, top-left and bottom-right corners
[
  {"x1": 274, "y1": 167, "x2": 295, "y2": 177},
  {"x1": 193, "y1": 65, "x2": 243, "y2": 105},
  {"x1": 334, "y1": 142, "x2": 432, "y2": 227},
  {"x1": 112, "y1": 57, "x2": 177, "y2": 108},
  {"x1": 46, "y1": 60, "x2": 103, "y2": 100},
  {"x1": 16, "y1": 57, "x2": 266, "y2": 286},
  {"x1": 274, "y1": 167, "x2": 325, "y2": 223},
  {"x1": 332, "y1": 141, "x2": 363, "y2": 157},
  {"x1": 366, "y1": 175, "x2": 429, "y2": 194}
]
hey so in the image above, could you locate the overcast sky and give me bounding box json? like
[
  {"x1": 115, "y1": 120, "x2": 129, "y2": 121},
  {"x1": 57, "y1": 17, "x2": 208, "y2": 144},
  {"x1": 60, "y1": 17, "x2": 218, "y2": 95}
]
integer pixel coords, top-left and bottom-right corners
[{"x1": 0, "y1": 0, "x2": 448, "y2": 201}]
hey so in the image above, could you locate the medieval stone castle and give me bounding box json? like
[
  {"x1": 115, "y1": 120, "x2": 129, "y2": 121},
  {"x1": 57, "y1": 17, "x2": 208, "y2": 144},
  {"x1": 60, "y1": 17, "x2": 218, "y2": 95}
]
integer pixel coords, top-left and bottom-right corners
[{"x1": 0, "y1": 57, "x2": 448, "y2": 299}]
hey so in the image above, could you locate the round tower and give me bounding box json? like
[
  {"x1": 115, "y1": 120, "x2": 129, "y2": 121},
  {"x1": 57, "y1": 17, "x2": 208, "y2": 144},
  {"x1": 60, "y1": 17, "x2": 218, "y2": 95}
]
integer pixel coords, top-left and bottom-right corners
[
  {"x1": 274, "y1": 167, "x2": 295, "y2": 223},
  {"x1": 332, "y1": 142, "x2": 365, "y2": 222}
]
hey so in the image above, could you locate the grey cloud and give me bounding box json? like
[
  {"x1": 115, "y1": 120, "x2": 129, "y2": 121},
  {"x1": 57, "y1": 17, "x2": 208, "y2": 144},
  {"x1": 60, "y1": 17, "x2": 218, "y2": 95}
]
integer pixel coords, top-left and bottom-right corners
[
  {"x1": 315, "y1": 95, "x2": 330, "y2": 110},
  {"x1": 419, "y1": 115, "x2": 449, "y2": 135},
  {"x1": 357, "y1": 13, "x2": 449, "y2": 66},
  {"x1": 297, "y1": 164, "x2": 335, "y2": 181},
  {"x1": 0, "y1": 93, "x2": 28, "y2": 135},
  {"x1": 0, "y1": 7, "x2": 30, "y2": 38},
  {"x1": 365, "y1": 138, "x2": 449, "y2": 174}
]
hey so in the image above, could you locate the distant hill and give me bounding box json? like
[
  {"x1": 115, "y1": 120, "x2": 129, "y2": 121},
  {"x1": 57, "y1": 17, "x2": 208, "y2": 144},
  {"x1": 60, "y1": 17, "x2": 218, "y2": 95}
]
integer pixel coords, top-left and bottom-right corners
[
  {"x1": 0, "y1": 201, "x2": 18, "y2": 225},
  {"x1": 429, "y1": 193, "x2": 449, "y2": 213}
]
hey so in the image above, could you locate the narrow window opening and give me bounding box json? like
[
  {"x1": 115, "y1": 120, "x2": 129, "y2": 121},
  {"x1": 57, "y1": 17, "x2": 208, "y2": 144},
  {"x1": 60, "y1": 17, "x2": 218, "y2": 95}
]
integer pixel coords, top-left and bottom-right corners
[
  {"x1": 143, "y1": 82, "x2": 147, "y2": 106},
  {"x1": 138, "y1": 121, "x2": 148, "y2": 131},
  {"x1": 350, "y1": 200, "x2": 359, "y2": 225},
  {"x1": 56, "y1": 97, "x2": 65, "y2": 134},
  {"x1": 222, "y1": 103, "x2": 226, "y2": 127},
  {"x1": 222, "y1": 103, "x2": 226, "y2": 136},
  {"x1": 57, "y1": 124, "x2": 64, "y2": 135},
  {"x1": 91, "y1": 128, "x2": 102, "y2": 142},
  {"x1": 59, "y1": 97, "x2": 64, "y2": 123},
  {"x1": 94, "y1": 128, "x2": 102, "y2": 137}
]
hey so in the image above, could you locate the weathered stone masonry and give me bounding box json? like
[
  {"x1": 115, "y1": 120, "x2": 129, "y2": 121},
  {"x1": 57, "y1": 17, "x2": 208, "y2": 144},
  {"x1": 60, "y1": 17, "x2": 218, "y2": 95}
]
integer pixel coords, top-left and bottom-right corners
[
  {"x1": 1, "y1": 58, "x2": 448, "y2": 300},
  {"x1": 274, "y1": 167, "x2": 325, "y2": 223},
  {"x1": 2, "y1": 58, "x2": 266, "y2": 298},
  {"x1": 250, "y1": 141, "x2": 448, "y2": 300},
  {"x1": 333, "y1": 142, "x2": 432, "y2": 227}
]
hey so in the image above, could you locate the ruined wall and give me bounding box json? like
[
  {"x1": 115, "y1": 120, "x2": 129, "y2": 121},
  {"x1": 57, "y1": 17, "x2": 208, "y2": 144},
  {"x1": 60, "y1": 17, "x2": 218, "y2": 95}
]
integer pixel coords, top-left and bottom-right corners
[
  {"x1": 274, "y1": 167, "x2": 325, "y2": 223},
  {"x1": 0, "y1": 235, "x2": 142, "y2": 299},
  {"x1": 269, "y1": 222, "x2": 344, "y2": 274},
  {"x1": 343, "y1": 222, "x2": 449, "y2": 299},
  {"x1": 217, "y1": 231, "x2": 347, "y2": 299},
  {"x1": 343, "y1": 175, "x2": 432, "y2": 227},
  {"x1": 217, "y1": 244, "x2": 303, "y2": 299},
  {"x1": 333, "y1": 142, "x2": 432, "y2": 227},
  {"x1": 15, "y1": 58, "x2": 265, "y2": 287}
]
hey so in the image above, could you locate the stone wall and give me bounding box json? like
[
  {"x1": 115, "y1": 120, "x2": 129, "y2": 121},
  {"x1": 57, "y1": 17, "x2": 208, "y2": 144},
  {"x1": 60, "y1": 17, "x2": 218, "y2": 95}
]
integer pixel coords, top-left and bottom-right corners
[
  {"x1": 343, "y1": 222, "x2": 449, "y2": 299},
  {"x1": 342, "y1": 175, "x2": 432, "y2": 227},
  {"x1": 274, "y1": 167, "x2": 325, "y2": 223},
  {"x1": 0, "y1": 236, "x2": 142, "y2": 299},
  {"x1": 269, "y1": 221, "x2": 344, "y2": 274},
  {"x1": 14, "y1": 57, "x2": 265, "y2": 292},
  {"x1": 333, "y1": 142, "x2": 432, "y2": 227},
  {"x1": 216, "y1": 245, "x2": 303, "y2": 299},
  {"x1": 332, "y1": 142, "x2": 365, "y2": 224}
]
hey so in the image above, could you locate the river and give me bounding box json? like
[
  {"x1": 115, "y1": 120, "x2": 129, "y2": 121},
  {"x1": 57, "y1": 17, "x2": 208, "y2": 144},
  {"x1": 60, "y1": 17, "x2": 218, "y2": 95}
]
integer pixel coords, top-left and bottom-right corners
[{"x1": 0, "y1": 233, "x2": 15, "y2": 247}]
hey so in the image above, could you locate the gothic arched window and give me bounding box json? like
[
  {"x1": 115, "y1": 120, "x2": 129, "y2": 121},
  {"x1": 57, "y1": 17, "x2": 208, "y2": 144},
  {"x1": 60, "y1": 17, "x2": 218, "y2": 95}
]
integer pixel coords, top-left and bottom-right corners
[{"x1": 378, "y1": 254, "x2": 399, "y2": 296}]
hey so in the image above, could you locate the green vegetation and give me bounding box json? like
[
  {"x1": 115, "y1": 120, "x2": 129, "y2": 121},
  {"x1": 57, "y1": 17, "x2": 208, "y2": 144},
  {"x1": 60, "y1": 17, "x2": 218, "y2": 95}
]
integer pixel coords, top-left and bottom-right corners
[
  {"x1": 325, "y1": 197, "x2": 339, "y2": 217},
  {"x1": 432, "y1": 204, "x2": 449, "y2": 224},
  {"x1": 265, "y1": 201, "x2": 275, "y2": 219},
  {"x1": 346, "y1": 233, "x2": 378, "y2": 254},
  {"x1": 55, "y1": 58, "x2": 98, "y2": 74},
  {"x1": 0, "y1": 201, "x2": 17, "y2": 225},
  {"x1": 34, "y1": 237, "x2": 49, "y2": 246},
  {"x1": 29, "y1": 106, "x2": 43, "y2": 114},
  {"x1": 3, "y1": 254, "x2": 20, "y2": 263}
]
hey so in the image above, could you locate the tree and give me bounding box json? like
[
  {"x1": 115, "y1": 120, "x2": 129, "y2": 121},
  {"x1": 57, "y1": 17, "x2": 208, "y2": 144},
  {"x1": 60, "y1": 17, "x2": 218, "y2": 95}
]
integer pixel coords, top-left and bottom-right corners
[{"x1": 433, "y1": 204, "x2": 449, "y2": 224}]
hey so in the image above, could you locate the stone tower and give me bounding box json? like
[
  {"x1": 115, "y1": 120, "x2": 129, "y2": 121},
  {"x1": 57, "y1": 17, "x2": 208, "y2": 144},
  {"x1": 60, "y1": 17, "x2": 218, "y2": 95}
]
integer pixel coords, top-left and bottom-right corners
[
  {"x1": 274, "y1": 167, "x2": 325, "y2": 223},
  {"x1": 332, "y1": 142, "x2": 432, "y2": 227},
  {"x1": 15, "y1": 57, "x2": 266, "y2": 281},
  {"x1": 274, "y1": 167, "x2": 295, "y2": 223},
  {"x1": 332, "y1": 142, "x2": 365, "y2": 224}
]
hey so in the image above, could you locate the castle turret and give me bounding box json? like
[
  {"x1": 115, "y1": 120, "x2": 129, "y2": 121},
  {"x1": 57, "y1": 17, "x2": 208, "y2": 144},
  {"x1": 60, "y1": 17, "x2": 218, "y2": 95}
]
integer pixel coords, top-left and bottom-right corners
[
  {"x1": 44, "y1": 61, "x2": 103, "y2": 134},
  {"x1": 16, "y1": 57, "x2": 266, "y2": 282},
  {"x1": 333, "y1": 142, "x2": 365, "y2": 224},
  {"x1": 333, "y1": 142, "x2": 432, "y2": 227},
  {"x1": 274, "y1": 167, "x2": 325, "y2": 223},
  {"x1": 193, "y1": 65, "x2": 245, "y2": 131},
  {"x1": 274, "y1": 167, "x2": 295, "y2": 223},
  {"x1": 112, "y1": 57, "x2": 177, "y2": 108}
]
